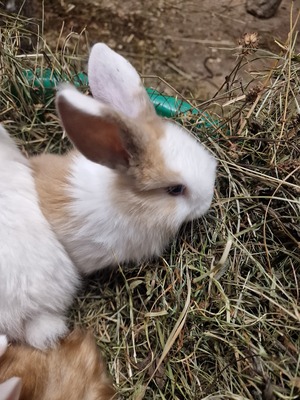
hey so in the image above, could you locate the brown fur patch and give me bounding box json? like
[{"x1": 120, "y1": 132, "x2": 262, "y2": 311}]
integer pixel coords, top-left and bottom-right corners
[
  {"x1": 0, "y1": 330, "x2": 117, "y2": 400},
  {"x1": 30, "y1": 151, "x2": 75, "y2": 228},
  {"x1": 125, "y1": 119, "x2": 180, "y2": 190}
]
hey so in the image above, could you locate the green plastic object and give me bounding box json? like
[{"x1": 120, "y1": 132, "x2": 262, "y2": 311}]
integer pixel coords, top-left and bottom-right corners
[
  {"x1": 20, "y1": 69, "x2": 218, "y2": 129},
  {"x1": 145, "y1": 88, "x2": 217, "y2": 129},
  {"x1": 22, "y1": 68, "x2": 89, "y2": 91}
]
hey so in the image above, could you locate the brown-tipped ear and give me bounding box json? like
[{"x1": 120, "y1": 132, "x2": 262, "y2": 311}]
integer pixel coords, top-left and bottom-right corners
[{"x1": 56, "y1": 86, "x2": 137, "y2": 170}]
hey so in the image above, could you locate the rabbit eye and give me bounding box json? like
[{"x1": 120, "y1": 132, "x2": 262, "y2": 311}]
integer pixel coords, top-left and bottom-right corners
[{"x1": 166, "y1": 185, "x2": 186, "y2": 196}]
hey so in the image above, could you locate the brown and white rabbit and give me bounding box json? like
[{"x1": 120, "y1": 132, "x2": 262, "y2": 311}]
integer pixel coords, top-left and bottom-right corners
[
  {"x1": 31, "y1": 43, "x2": 217, "y2": 275},
  {"x1": 0, "y1": 43, "x2": 216, "y2": 350},
  {"x1": 0, "y1": 330, "x2": 116, "y2": 400}
]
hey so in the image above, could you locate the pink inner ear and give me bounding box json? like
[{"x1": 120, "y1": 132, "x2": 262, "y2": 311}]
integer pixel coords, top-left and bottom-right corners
[
  {"x1": 57, "y1": 95, "x2": 130, "y2": 169},
  {"x1": 71, "y1": 117, "x2": 130, "y2": 168}
]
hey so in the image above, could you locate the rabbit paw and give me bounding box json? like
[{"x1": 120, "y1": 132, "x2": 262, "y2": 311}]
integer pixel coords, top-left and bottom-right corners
[{"x1": 24, "y1": 313, "x2": 68, "y2": 350}]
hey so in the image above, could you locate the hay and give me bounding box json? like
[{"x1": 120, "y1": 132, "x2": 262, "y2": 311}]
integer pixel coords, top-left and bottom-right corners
[{"x1": 0, "y1": 8, "x2": 299, "y2": 400}]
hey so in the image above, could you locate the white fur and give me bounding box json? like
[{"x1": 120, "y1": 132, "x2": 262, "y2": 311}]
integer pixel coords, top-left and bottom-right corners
[
  {"x1": 161, "y1": 122, "x2": 217, "y2": 221},
  {"x1": 58, "y1": 84, "x2": 102, "y2": 116},
  {"x1": 0, "y1": 126, "x2": 79, "y2": 349},
  {"x1": 58, "y1": 153, "x2": 178, "y2": 274}
]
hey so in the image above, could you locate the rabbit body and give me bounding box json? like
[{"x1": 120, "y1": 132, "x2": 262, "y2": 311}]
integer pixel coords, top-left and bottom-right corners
[
  {"x1": 30, "y1": 43, "x2": 217, "y2": 275},
  {"x1": 0, "y1": 330, "x2": 116, "y2": 400},
  {"x1": 0, "y1": 126, "x2": 79, "y2": 349}
]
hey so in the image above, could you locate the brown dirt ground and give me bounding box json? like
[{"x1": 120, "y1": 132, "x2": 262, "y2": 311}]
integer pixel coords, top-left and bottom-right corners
[
  {"x1": 37, "y1": 0, "x2": 299, "y2": 100},
  {"x1": 1, "y1": 0, "x2": 298, "y2": 98}
]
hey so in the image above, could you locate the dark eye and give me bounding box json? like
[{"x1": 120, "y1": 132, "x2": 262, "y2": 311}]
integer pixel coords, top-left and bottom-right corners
[{"x1": 166, "y1": 185, "x2": 186, "y2": 196}]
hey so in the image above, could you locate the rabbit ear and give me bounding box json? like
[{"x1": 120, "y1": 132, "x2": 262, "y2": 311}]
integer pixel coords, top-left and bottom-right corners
[
  {"x1": 0, "y1": 377, "x2": 22, "y2": 400},
  {"x1": 0, "y1": 337, "x2": 22, "y2": 400},
  {"x1": 88, "y1": 43, "x2": 155, "y2": 120},
  {"x1": 0, "y1": 335, "x2": 8, "y2": 357},
  {"x1": 56, "y1": 85, "x2": 143, "y2": 169}
]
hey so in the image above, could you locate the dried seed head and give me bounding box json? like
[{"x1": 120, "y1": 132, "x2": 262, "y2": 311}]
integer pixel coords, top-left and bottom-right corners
[
  {"x1": 246, "y1": 85, "x2": 262, "y2": 103},
  {"x1": 239, "y1": 32, "x2": 259, "y2": 54}
]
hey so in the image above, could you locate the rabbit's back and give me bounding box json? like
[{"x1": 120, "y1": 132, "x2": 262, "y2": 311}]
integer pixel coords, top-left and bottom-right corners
[
  {"x1": 0, "y1": 330, "x2": 116, "y2": 400},
  {"x1": 0, "y1": 126, "x2": 79, "y2": 349}
]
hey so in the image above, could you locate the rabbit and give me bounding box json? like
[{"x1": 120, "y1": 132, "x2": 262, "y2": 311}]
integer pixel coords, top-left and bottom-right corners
[
  {"x1": 0, "y1": 125, "x2": 79, "y2": 350},
  {"x1": 30, "y1": 42, "x2": 217, "y2": 275},
  {"x1": 0, "y1": 330, "x2": 116, "y2": 400}
]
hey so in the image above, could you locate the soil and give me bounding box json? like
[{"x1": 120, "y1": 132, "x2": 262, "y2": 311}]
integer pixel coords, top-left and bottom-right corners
[
  {"x1": 38, "y1": 0, "x2": 298, "y2": 100},
  {"x1": 2, "y1": 0, "x2": 299, "y2": 98}
]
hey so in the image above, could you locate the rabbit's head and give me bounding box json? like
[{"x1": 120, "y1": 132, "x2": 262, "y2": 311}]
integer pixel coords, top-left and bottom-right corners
[{"x1": 56, "y1": 43, "x2": 217, "y2": 239}]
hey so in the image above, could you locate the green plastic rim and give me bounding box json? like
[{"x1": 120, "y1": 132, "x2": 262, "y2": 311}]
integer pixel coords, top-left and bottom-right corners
[{"x1": 19, "y1": 68, "x2": 219, "y2": 129}]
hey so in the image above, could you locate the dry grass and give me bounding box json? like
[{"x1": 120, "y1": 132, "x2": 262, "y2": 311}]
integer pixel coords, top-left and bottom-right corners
[{"x1": 0, "y1": 8, "x2": 299, "y2": 400}]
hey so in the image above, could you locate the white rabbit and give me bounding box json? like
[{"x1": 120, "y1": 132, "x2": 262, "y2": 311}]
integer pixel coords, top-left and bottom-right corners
[
  {"x1": 0, "y1": 126, "x2": 79, "y2": 349},
  {"x1": 30, "y1": 43, "x2": 217, "y2": 275}
]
